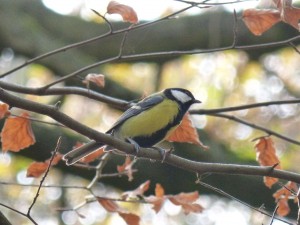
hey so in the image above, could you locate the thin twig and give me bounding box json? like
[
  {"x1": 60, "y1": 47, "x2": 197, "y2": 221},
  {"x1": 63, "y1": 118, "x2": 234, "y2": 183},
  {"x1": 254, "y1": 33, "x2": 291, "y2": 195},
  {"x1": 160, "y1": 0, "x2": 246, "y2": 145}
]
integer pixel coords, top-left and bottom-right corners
[
  {"x1": 0, "y1": 181, "x2": 89, "y2": 190},
  {"x1": 90, "y1": 9, "x2": 113, "y2": 33},
  {"x1": 0, "y1": 203, "x2": 28, "y2": 218},
  {"x1": 87, "y1": 152, "x2": 111, "y2": 189},
  {"x1": 0, "y1": 210, "x2": 12, "y2": 225},
  {"x1": 0, "y1": 81, "x2": 129, "y2": 110},
  {"x1": 289, "y1": 42, "x2": 300, "y2": 55},
  {"x1": 37, "y1": 33, "x2": 300, "y2": 90},
  {"x1": 100, "y1": 169, "x2": 138, "y2": 178},
  {"x1": 210, "y1": 113, "x2": 300, "y2": 146},
  {"x1": 10, "y1": 113, "x2": 65, "y2": 128},
  {"x1": 0, "y1": 5, "x2": 195, "y2": 79},
  {"x1": 197, "y1": 181, "x2": 293, "y2": 225},
  {"x1": 191, "y1": 99, "x2": 300, "y2": 115},
  {"x1": 269, "y1": 205, "x2": 279, "y2": 225},
  {"x1": 231, "y1": 9, "x2": 238, "y2": 48},
  {"x1": 27, "y1": 137, "x2": 62, "y2": 222}
]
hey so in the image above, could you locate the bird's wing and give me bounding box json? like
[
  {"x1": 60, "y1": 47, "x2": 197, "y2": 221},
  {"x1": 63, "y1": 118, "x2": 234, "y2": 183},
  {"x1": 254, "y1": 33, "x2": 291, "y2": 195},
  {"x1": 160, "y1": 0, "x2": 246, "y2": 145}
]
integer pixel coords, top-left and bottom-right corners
[{"x1": 106, "y1": 94, "x2": 164, "y2": 133}]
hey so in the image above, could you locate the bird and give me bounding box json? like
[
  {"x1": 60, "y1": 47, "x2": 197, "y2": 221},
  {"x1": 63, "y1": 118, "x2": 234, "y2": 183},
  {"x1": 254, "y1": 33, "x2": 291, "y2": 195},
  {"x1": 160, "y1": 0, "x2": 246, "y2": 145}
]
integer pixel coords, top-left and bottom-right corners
[{"x1": 63, "y1": 88, "x2": 201, "y2": 165}]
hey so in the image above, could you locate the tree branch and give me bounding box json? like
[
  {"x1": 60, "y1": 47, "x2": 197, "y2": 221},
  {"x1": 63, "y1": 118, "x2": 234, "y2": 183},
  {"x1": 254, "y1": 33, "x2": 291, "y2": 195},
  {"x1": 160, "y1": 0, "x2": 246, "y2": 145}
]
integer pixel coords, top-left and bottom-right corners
[
  {"x1": 208, "y1": 113, "x2": 300, "y2": 146},
  {"x1": 0, "y1": 88, "x2": 299, "y2": 183},
  {"x1": 0, "y1": 80, "x2": 128, "y2": 109}
]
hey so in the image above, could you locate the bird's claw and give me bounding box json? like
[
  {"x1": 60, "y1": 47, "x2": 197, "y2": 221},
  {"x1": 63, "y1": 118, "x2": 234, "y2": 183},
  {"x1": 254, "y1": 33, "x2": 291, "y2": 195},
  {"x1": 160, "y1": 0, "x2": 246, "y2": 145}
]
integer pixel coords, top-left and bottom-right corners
[
  {"x1": 151, "y1": 147, "x2": 173, "y2": 163},
  {"x1": 126, "y1": 138, "x2": 140, "y2": 158}
]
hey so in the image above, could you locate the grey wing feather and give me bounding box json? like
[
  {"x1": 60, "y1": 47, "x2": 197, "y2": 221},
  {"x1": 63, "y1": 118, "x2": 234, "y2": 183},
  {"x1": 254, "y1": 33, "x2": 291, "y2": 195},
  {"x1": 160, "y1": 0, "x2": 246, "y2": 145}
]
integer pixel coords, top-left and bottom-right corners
[
  {"x1": 106, "y1": 94, "x2": 164, "y2": 133},
  {"x1": 63, "y1": 141, "x2": 104, "y2": 165},
  {"x1": 63, "y1": 94, "x2": 163, "y2": 166}
]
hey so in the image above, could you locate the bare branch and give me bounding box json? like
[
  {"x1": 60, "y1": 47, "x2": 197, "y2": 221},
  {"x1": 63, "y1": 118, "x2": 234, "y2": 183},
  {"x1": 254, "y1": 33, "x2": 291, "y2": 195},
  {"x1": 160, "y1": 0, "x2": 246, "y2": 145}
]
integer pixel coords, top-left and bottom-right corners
[
  {"x1": 269, "y1": 205, "x2": 280, "y2": 225},
  {"x1": 0, "y1": 80, "x2": 128, "y2": 109},
  {"x1": 198, "y1": 181, "x2": 293, "y2": 225},
  {"x1": 0, "y1": 88, "x2": 299, "y2": 183},
  {"x1": 289, "y1": 42, "x2": 300, "y2": 55},
  {"x1": 192, "y1": 99, "x2": 300, "y2": 114},
  {"x1": 32, "y1": 33, "x2": 298, "y2": 89},
  {"x1": 0, "y1": 203, "x2": 30, "y2": 223},
  {"x1": 87, "y1": 153, "x2": 111, "y2": 189},
  {"x1": 0, "y1": 4, "x2": 195, "y2": 78},
  {"x1": 27, "y1": 137, "x2": 62, "y2": 220},
  {"x1": 0, "y1": 210, "x2": 12, "y2": 225},
  {"x1": 210, "y1": 113, "x2": 300, "y2": 146}
]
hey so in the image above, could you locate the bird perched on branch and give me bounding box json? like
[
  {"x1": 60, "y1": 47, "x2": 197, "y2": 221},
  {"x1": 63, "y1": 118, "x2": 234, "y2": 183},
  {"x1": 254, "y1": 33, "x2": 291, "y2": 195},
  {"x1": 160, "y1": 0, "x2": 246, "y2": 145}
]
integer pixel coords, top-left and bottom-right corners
[{"x1": 63, "y1": 88, "x2": 201, "y2": 165}]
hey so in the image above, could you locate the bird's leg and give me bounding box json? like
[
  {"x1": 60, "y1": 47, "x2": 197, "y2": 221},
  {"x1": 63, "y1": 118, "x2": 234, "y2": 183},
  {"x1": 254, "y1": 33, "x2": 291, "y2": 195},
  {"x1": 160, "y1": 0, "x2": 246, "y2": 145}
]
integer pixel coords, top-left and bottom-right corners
[
  {"x1": 151, "y1": 146, "x2": 174, "y2": 163},
  {"x1": 125, "y1": 138, "x2": 141, "y2": 156}
]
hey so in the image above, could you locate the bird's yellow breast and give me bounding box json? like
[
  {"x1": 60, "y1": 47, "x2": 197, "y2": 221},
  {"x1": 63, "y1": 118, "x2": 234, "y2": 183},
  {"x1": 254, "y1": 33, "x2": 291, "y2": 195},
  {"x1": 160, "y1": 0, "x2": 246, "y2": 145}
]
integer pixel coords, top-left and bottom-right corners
[{"x1": 117, "y1": 99, "x2": 179, "y2": 138}]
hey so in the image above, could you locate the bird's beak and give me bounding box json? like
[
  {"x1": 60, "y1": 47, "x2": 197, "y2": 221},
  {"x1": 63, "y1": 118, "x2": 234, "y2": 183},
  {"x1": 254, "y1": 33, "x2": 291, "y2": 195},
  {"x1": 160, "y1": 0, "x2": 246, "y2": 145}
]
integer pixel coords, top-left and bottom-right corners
[{"x1": 192, "y1": 99, "x2": 201, "y2": 104}]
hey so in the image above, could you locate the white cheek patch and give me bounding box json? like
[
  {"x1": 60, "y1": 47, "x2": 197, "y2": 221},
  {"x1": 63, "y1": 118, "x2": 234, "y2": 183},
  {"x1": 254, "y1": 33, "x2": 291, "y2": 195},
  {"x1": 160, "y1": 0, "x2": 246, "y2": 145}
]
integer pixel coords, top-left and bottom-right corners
[{"x1": 171, "y1": 90, "x2": 192, "y2": 103}]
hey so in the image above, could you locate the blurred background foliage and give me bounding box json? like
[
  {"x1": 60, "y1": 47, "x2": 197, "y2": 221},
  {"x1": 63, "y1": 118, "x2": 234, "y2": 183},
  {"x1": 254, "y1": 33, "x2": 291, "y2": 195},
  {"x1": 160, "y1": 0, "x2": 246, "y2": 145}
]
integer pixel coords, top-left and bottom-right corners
[{"x1": 1, "y1": 0, "x2": 300, "y2": 224}]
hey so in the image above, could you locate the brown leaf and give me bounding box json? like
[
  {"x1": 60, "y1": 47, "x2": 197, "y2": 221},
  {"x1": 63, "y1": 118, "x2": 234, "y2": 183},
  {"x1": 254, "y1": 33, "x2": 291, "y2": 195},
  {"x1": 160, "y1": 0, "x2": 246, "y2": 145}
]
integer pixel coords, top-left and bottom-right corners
[
  {"x1": 243, "y1": 9, "x2": 280, "y2": 35},
  {"x1": 167, "y1": 113, "x2": 208, "y2": 149},
  {"x1": 143, "y1": 183, "x2": 166, "y2": 213},
  {"x1": 1, "y1": 112, "x2": 36, "y2": 152},
  {"x1": 82, "y1": 73, "x2": 105, "y2": 88},
  {"x1": 155, "y1": 183, "x2": 165, "y2": 198},
  {"x1": 144, "y1": 195, "x2": 165, "y2": 213},
  {"x1": 277, "y1": 0, "x2": 300, "y2": 30},
  {"x1": 255, "y1": 137, "x2": 281, "y2": 188},
  {"x1": 117, "y1": 156, "x2": 134, "y2": 181},
  {"x1": 277, "y1": 198, "x2": 290, "y2": 216},
  {"x1": 273, "y1": 181, "x2": 298, "y2": 216},
  {"x1": 107, "y1": 1, "x2": 138, "y2": 24},
  {"x1": 118, "y1": 212, "x2": 140, "y2": 225},
  {"x1": 263, "y1": 176, "x2": 279, "y2": 189},
  {"x1": 97, "y1": 197, "x2": 140, "y2": 225},
  {"x1": 168, "y1": 191, "x2": 203, "y2": 214},
  {"x1": 26, "y1": 154, "x2": 62, "y2": 178},
  {"x1": 122, "y1": 180, "x2": 150, "y2": 200},
  {"x1": 0, "y1": 103, "x2": 10, "y2": 119},
  {"x1": 97, "y1": 197, "x2": 120, "y2": 212}
]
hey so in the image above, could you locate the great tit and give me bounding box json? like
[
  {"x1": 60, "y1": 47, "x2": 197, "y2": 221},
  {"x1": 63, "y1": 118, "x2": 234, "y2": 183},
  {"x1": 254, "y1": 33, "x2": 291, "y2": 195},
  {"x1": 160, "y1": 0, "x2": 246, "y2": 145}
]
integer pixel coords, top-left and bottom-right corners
[{"x1": 63, "y1": 88, "x2": 201, "y2": 165}]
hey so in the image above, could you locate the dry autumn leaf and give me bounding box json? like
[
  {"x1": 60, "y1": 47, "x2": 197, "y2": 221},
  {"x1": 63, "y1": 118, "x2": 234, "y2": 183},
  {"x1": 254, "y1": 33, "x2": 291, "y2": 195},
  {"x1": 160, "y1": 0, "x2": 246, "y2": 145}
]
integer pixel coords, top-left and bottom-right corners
[
  {"x1": 243, "y1": 0, "x2": 300, "y2": 35},
  {"x1": 255, "y1": 137, "x2": 281, "y2": 188},
  {"x1": 82, "y1": 73, "x2": 105, "y2": 88},
  {"x1": 97, "y1": 197, "x2": 140, "y2": 225},
  {"x1": 277, "y1": 0, "x2": 300, "y2": 30},
  {"x1": 155, "y1": 183, "x2": 165, "y2": 198},
  {"x1": 242, "y1": 9, "x2": 280, "y2": 35},
  {"x1": 97, "y1": 197, "x2": 120, "y2": 212},
  {"x1": 118, "y1": 212, "x2": 140, "y2": 225},
  {"x1": 273, "y1": 181, "x2": 298, "y2": 216},
  {"x1": 144, "y1": 183, "x2": 203, "y2": 215},
  {"x1": 117, "y1": 155, "x2": 134, "y2": 181},
  {"x1": 145, "y1": 195, "x2": 165, "y2": 213},
  {"x1": 1, "y1": 112, "x2": 36, "y2": 152},
  {"x1": 27, "y1": 154, "x2": 62, "y2": 178},
  {"x1": 144, "y1": 183, "x2": 166, "y2": 213},
  {"x1": 0, "y1": 103, "x2": 10, "y2": 119},
  {"x1": 122, "y1": 180, "x2": 150, "y2": 200},
  {"x1": 167, "y1": 113, "x2": 208, "y2": 150},
  {"x1": 107, "y1": 1, "x2": 138, "y2": 24},
  {"x1": 168, "y1": 191, "x2": 203, "y2": 215}
]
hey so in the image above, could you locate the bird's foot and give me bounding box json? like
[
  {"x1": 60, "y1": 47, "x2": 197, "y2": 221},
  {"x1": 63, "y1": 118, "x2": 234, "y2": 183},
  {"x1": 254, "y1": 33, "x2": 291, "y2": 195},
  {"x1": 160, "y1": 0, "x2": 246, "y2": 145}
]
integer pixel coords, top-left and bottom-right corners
[
  {"x1": 126, "y1": 138, "x2": 141, "y2": 158},
  {"x1": 151, "y1": 146, "x2": 174, "y2": 163}
]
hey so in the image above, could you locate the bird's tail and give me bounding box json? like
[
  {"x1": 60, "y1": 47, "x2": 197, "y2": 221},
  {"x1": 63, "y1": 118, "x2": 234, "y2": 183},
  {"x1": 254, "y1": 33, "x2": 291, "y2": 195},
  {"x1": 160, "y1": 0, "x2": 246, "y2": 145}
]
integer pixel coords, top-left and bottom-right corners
[{"x1": 63, "y1": 141, "x2": 105, "y2": 166}]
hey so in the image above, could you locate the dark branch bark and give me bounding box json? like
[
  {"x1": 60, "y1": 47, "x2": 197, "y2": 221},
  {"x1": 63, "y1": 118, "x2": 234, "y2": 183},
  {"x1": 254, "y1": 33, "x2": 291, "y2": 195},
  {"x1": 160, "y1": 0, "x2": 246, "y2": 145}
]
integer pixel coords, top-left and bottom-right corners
[{"x1": 0, "y1": 88, "x2": 299, "y2": 183}]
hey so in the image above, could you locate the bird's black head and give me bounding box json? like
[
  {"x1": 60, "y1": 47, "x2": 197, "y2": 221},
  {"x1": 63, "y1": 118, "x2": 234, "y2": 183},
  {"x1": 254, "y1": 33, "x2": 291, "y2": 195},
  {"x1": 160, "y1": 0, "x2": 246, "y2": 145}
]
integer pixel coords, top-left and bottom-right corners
[{"x1": 163, "y1": 88, "x2": 201, "y2": 108}]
